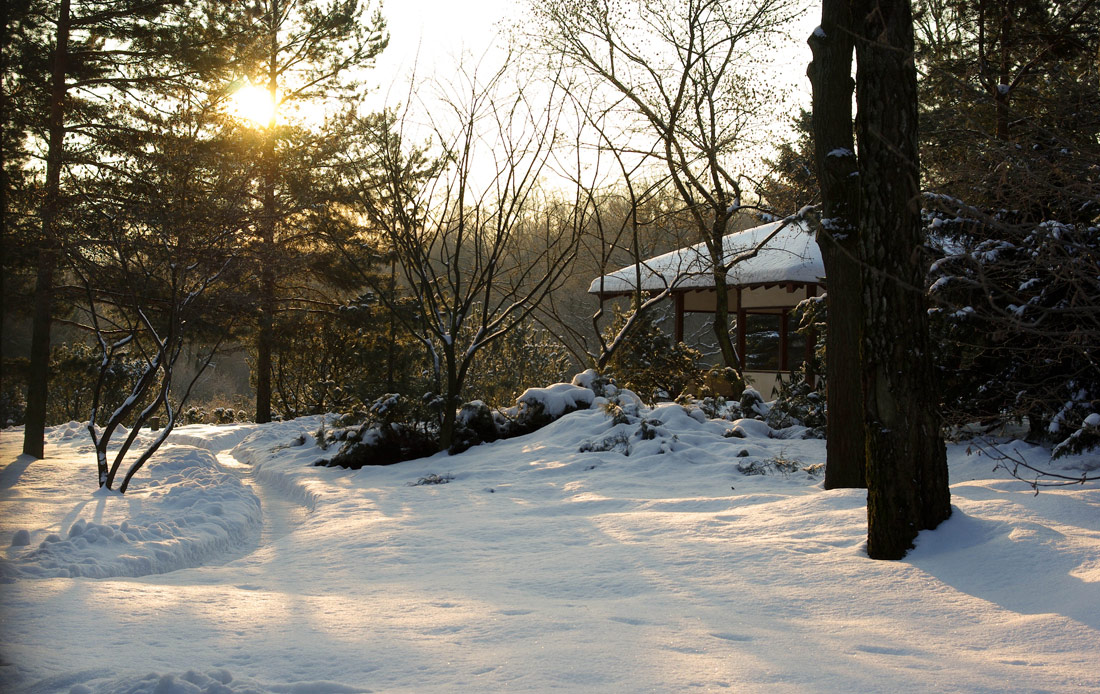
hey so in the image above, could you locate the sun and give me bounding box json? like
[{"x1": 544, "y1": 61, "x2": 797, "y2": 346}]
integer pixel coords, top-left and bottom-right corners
[{"x1": 228, "y1": 84, "x2": 276, "y2": 127}]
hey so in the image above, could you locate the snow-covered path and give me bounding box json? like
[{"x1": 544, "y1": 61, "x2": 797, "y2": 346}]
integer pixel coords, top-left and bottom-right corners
[
  {"x1": 208, "y1": 451, "x2": 310, "y2": 564},
  {"x1": 2, "y1": 410, "x2": 1098, "y2": 693}
]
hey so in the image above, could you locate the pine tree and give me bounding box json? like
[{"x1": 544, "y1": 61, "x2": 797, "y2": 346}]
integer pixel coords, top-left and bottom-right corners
[
  {"x1": 915, "y1": 0, "x2": 1100, "y2": 222},
  {"x1": 5, "y1": 0, "x2": 242, "y2": 458},
  {"x1": 233, "y1": 0, "x2": 388, "y2": 423},
  {"x1": 916, "y1": 0, "x2": 1100, "y2": 449}
]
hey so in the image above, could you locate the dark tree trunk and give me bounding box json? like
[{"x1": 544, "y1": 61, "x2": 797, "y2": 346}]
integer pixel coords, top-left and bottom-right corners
[
  {"x1": 439, "y1": 345, "x2": 460, "y2": 452},
  {"x1": 704, "y1": 208, "x2": 746, "y2": 393},
  {"x1": 255, "y1": 223, "x2": 275, "y2": 423},
  {"x1": 254, "y1": 7, "x2": 279, "y2": 424},
  {"x1": 808, "y1": 0, "x2": 867, "y2": 489},
  {"x1": 254, "y1": 156, "x2": 275, "y2": 424},
  {"x1": 853, "y1": 0, "x2": 951, "y2": 559},
  {"x1": 711, "y1": 267, "x2": 744, "y2": 392},
  {"x1": 23, "y1": 0, "x2": 71, "y2": 458}
]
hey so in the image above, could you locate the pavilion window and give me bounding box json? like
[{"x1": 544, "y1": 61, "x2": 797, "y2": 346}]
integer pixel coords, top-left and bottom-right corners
[
  {"x1": 743, "y1": 313, "x2": 782, "y2": 370},
  {"x1": 786, "y1": 311, "x2": 807, "y2": 369}
]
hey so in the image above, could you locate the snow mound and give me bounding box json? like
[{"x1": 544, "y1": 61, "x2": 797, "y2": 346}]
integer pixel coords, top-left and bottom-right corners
[
  {"x1": 1, "y1": 446, "x2": 259, "y2": 580},
  {"x1": 168, "y1": 424, "x2": 258, "y2": 453},
  {"x1": 517, "y1": 382, "x2": 596, "y2": 418}
]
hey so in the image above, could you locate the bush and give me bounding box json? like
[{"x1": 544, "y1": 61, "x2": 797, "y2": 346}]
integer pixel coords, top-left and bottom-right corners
[
  {"x1": 321, "y1": 393, "x2": 440, "y2": 469},
  {"x1": 737, "y1": 453, "x2": 823, "y2": 479},
  {"x1": 926, "y1": 207, "x2": 1100, "y2": 447},
  {"x1": 766, "y1": 363, "x2": 827, "y2": 436},
  {"x1": 603, "y1": 306, "x2": 702, "y2": 404},
  {"x1": 183, "y1": 406, "x2": 207, "y2": 425},
  {"x1": 320, "y1": 374, "x2": 609, "y2": 468},
  {"x1": 1, "y1": 343, "x2": 147, "y2": 427},
  {"x1": 257, "y1": 300, "x2": 430, "y2": 420},
  {"x1": 740, "y1": 388, "x2": 769, "y2": 418},
  {"x1": 1052, "y1": 414, "x2": 1100, "y2": 460},
  {"x1": 450, "y1": 400, "x2": 500, "y2": 454}
]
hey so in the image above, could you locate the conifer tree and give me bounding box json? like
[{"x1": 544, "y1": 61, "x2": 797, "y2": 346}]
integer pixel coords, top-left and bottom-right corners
[
  {"x1": 233, "y1": 0, "x2": 387, "y2": 423},
  {"x1": 4, "y1": 0, "x2": 242, "y2": 457}
]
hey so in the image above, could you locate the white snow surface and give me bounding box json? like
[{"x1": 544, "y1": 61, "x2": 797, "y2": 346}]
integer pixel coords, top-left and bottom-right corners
[
  {"x1": 587, "y1": 220, "x2": 824, "y2": 294},
  {"x1": 1, "y1": 410, "x2": 1099, "y2": 693}
]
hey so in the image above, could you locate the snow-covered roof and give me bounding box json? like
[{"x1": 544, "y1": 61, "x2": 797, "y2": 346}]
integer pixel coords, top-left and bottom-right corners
[{"x1": 588, "y1": 219, "x2": 825, "y2": 295}]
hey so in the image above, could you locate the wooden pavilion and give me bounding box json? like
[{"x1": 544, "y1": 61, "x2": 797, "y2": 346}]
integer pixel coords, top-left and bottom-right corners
[{"x1": 588, "y1": 220, "x2": 825, "y2": 396}]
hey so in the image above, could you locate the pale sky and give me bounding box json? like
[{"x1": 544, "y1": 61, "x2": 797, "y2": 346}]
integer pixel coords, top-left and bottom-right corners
[
  {"x1": 362, "y1": 0, "x2": 818, "y2": 189},
  {"x1": 370, "y1": 0, "x2": 518, "y2": 103},
  {"x1": 368, "y1": 0, "x2": 817, "y2": 113}
]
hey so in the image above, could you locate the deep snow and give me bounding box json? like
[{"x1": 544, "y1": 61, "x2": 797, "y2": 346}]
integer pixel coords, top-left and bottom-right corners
[{"x1": 1, "y1": 401, "x2": 1098, "y2": 693}]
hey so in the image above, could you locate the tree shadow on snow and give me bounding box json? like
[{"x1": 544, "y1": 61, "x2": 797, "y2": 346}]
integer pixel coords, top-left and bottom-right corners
[
  {"x1": 908, "y1": 502, "x2": 1100, "y2": 631},
  {"x1": 0, "y1": 455, "x2": 37, "y2": 492}
]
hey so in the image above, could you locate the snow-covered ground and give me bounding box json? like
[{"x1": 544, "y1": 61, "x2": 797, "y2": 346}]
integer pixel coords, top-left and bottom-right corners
[{"x1": 1, "y1": 402, "x2": 1098, "y2": 693}]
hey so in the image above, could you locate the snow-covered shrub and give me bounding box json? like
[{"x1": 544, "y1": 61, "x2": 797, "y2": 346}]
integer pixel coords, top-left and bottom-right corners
[
  {"x1": 766, "y1": 363, "x2": 826, "y2": 436},
  {"x1": 183, "y1": 406, "x2": 207, "y2": 425},
  {"x1": 737, "y1": 453, "x2": 823, "y2": 479},
  {"x1": 321, "y1": 373, "x2": 613, "y2": 466},
  {"x1": 321, "y1": 393, "x2": 439, "y2": 469},
  {"x1": 740, "y1": 388, "x2": 769, "y2": 418},
  {"x1": 600, "y1": 400, "x2": 631, "y2": 426},
  {"x1": 579, "y1": 430, "x2": 633, "y2": 454},
  {"x1": 677, "y1": 388, "x2": 742, "y2": 422},
  {"x1": 578, "y1": 411, "x2": 673, "y2": 456},
  {"x1": 1052, "y1": 413, "x2": 1100, "y2": 460},
  {"x1": 500, "y1": 382, "x2": 597, "y2": 438},
  {"x1": 602, "y1": 306, "x2": 702, "y2": 404},
  {"x1": 572, "y1": 369, "x2": 618, "y2": 398},
  {"x1": 926, "y1": 204, "x2": 1100, "y2": 447},
  {"x1": 408, "y1": 473, "x2": 454, "y2": 486},
  {"x1": 212, "y1": 407, "x2": 239, "y2": 425},
  {"x1": 449, "y1": 400, "x2": 501, "y2": 454},
  {"x1": 704, "y1": 366, "x2": 746, "y2": 399}
]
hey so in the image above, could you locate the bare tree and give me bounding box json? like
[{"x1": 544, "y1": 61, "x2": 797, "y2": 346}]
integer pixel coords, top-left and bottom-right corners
[
  {"x1": 536, "y1": 87, "x2": 686, "y2": 371},
  {"x1": 76, "y1": 254, "x2": 233, "y2": 494},
  {"x1": 529, "y1": 0, "x2": 800, "y2": 389},
  {"x1": 344, "y1": 61, "x2": 583, "y2": 450},
  {"x1": 71, "y1": 99, "x2": 248, "y2": 493}
]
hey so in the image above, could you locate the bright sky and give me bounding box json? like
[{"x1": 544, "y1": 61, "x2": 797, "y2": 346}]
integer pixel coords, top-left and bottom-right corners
[
  {"x1": 361, "y1": 0, "x2": 818, "y2": 190},
  {"x1": 370, "y1": 0, "x2": 817, "y2": 99},
  {"x1": 369, "y1": 0, "x2": 518, "y2": 103}
]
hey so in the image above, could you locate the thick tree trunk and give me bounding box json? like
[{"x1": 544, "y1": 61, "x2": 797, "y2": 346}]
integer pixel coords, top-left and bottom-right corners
[
  {"x1": 23, "y1": 0, "x2": 71, "y2": 458},
  {"x1": 808, "y1": 1, "x2": 867, "y2": 489},
  {"x1": 853, "y1": 0, "x2": 951, "y2": 559},
  {"x1": 255, "y1": 227, "x2": 275, "y2": 423}
]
